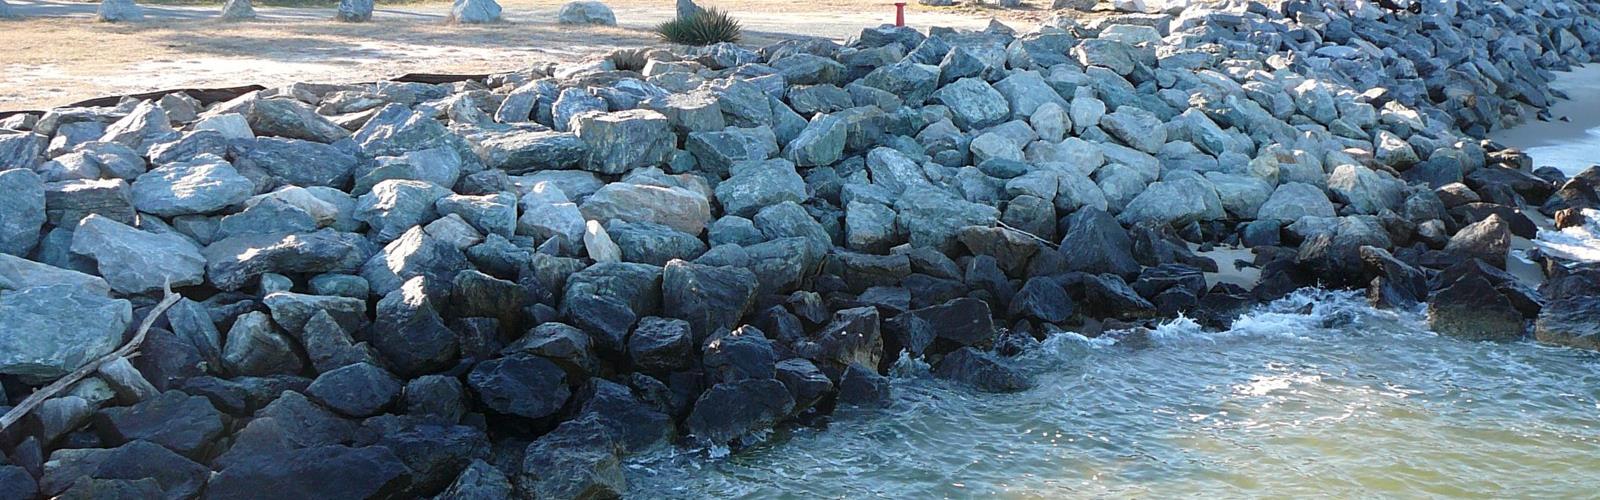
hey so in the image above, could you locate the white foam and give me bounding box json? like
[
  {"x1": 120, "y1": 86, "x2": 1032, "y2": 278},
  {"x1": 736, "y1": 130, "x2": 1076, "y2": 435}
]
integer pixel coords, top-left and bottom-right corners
[{"x1": 1534, "y1": 208, "x2": 1600, "y2": 263}]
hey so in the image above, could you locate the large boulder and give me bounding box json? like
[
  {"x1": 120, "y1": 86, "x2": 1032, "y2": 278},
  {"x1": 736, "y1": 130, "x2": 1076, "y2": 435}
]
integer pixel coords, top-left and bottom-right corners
[
  {"x1": 519, "y1": 414, "x2": 626, "y2": 499},
  {"x1": 1059, "y1": 207, "x2": 1140, "y2": 278},
  {"x1": 685, "y1": 379, "x2": 795, "y2": 447},
  {"x1": 449, "y1": 0, "x2": 501, "y2": 23},
  {"x1": 468, "y1": 352, "x2": 570, "y2": 419},
  {"x1": 1117, "y1": 177, "x2": 1224, "y2": 226},
  {"x1": 1257, "y1": 182, "x2": 1337, "y2": 222},
  {"x1": 247, "y1": 98, "x2": 351, "y2": 143},
  {"x1": 784, "y1": 113, "x2": 848, "y2": 167},
  {"x1": 130, "y1": 157, "x2": 255, "y2": 217},
  {"x1": 1534, "y1": 296, "x2": 1600, "y2": 351},
  {"x1": 573, "y1": 109, "x2": 674, "y2": 174},
  {"x1": 930, "y1": 78, "x2": 1010, "y2": 130},
  {"x1": 557, "y1": 0, "x2": 616, "y2": 25},
  {"x1": 205, "y1": 446, "x2": 409, "y2": 499},
  {"x1": 335, "y1": 0, "x2": 373, "y2": 21},
  {"x1": 580, "y1": 182, "x2": 712, "y2": 235},
  {"x1": 93, "y1": 390, "x2": 227, "y2": 460},
  {"x1": 933, "y1": 347, "x2": 1033, "y2": 393},
  {"x1": 98, "y1": 0, "x2": 145, "y2": 24},
  {"x1": 0, "y1": 285, "x2": 132, "y2": 379},
  {"x1": 70, "y1": 215, "x2": 206, "y2": 294},
  {"x1": 204, "y1": 229, "x2": 371, "y2": 291},
  {"x1": 1427, "y1": 266, "x2": 1526, "y2": 342},
  {"x1": 1443, "y1": 214, "x2": 1511, "y2": 269},
  {"x1": 662, "y1": 259, "x2": 758, "y2": 341}
]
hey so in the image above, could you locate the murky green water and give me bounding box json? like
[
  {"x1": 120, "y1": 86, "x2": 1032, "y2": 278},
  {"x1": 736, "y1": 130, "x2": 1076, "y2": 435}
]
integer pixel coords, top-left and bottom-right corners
[{"x1": 628, "y1": 290, "x2": 1600, "y2": 498}]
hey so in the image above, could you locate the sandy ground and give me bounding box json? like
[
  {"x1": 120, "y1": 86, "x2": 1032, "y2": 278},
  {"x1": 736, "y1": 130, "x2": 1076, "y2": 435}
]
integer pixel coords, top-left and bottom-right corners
[
  {"x1": 0, "y1": 0, "x2": 1054, "y2": 110},
  {"x1": 1490, "y1": 64, "x2": 1600, "y2": 177}
]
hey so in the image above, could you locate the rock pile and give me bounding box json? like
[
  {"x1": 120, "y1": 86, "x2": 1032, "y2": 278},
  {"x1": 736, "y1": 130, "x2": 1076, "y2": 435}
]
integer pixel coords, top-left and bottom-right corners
[{"x1": 2, "y1": 0, "x2": 1600, "y2": 497}]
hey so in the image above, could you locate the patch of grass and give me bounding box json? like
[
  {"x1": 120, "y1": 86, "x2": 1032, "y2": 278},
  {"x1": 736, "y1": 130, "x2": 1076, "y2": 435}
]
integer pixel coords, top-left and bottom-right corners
[{"x1": 654, "y1": 7, "x2": 741, "y2": 46}]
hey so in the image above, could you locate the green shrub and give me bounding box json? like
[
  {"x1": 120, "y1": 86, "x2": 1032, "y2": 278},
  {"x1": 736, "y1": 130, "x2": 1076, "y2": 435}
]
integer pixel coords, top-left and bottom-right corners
[{"x1": 654, "y1": 8, "x2": 742, "y2": 46}]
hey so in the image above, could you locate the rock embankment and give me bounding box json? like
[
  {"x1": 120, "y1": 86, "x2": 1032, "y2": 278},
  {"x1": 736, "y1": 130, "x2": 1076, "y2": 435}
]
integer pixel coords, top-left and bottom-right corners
[{"x1": 3, "y1": 0, "x2": 1600, "y2": 497}]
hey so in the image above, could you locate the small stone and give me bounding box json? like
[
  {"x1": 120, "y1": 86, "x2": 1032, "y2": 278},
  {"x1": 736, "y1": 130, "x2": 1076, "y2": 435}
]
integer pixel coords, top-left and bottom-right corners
[{"x1": 557, "y1": 0, "x2": 615, "y2": 25}]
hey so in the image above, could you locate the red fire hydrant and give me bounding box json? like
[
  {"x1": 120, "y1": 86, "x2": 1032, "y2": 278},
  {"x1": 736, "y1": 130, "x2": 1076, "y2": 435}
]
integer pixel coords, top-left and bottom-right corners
[{"x1": 895, "y1": 2, "x2": 906, "y2": 27}]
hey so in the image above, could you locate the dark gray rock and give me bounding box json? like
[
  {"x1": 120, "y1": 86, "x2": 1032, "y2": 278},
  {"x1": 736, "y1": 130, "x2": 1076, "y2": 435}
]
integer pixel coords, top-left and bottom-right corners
[
  {"x1": 203, "y1": 229, "x2": 371, "y2": 291},
  {"x1": 0, "y1": 168, "x2": 45, "y2": 257},
  {"x1": 1534, "y1": 296, "x2": 1600, "y2": 351},
  {"x1": 247, "y1": 98, "x2": 352, "y2": 143},
  {"x1": 628, "y1": 316, "x2": 694, "y2": 372},
  {"x1": 204, "y1": 446, "x2": 408, "y2": 500},
  {"x1": 468, "y1": 352, "x2": 569, "y2": 419},
  {"x1": 1427, "y1": 268, "x2": 1525, "y2": 342},
  {"x1": 239, "y1": 137, "x2": 359, "y2": 188},
  {"x1": 577, "y1": 378, "x2": 674, "y2": 454},
  {"x1": 662, "y1": 259, "x2": 759, "y2": 341},
  {"x1": 1010, "y1": 276, "x2": 1074, "y2": 323},
  {"x1": 934, "y1": 347, "x2": 1033, "y2": 393},
  {"x1": 685, "y1": 379, "x2": 795, "y2": 447},
  {"x1": 370, "y1": 277, "x2": 460, "y2": 377},
  {"x1": 703, "y1": 325, "x2": 778, "y2": 383},
  {"x1": 1443, "y1": 213, "x2": 1511, "y2": 269},
  {"x1": 223, "y1": 311, "x2": 305, "y2": 376},
  {"x1": 518, "y1": 413, "x2": 626, "y2": 499},
  {"x1": 306, "y1": 362, "x2": 401, "y2": 417},
  {"x1": 93, "y1": 390, "x2": 227, "y2": 461},
  {"x1": 836, "y1": 363, "x2": 891, "y2": 407},
  {"x1": 438, "y1": 459, "x2": 512, "y2": 499}
]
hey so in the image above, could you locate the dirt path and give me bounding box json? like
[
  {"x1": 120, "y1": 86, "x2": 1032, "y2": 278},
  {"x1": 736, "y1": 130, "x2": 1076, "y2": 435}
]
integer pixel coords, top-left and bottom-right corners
[{"x1": 0, "y1": 0, "x2": 1043, "y2": 110}]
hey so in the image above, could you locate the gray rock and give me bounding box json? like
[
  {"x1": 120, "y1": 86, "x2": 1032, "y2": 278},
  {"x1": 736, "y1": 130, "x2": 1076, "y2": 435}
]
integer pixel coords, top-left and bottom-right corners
[
  {"x1": 1534, "y1": 296, "x2": 1600, "y2": 351},
  {"x1": 355, "y1": 179, "x2": 450, "y2": 243},
  {"x1": 896, "y1": 187, "x2": 1000, "y2": 254},
  {"x1": 100, "y1": 101, "x2": 171, "y2": 153},
  {"x1": 662, "y1": 259, "x2": 758, "y2": 341},
  {"x1": 222, "y1": 311, "x2": 304, "y2": 376},
  {"x1": 1204, "y1": 172, "x2": 1274, "y2": 219},
  {"x1": 0, "y1": 284, "x2": 131, "y2": 379},
  {"x1": 580, "y1": 182, "x2": 712, "y2": 235},
  {"x1": 0, "y1": 132, "x2": 46, "y2": 171},
  {"x1": 439, "y1": 459, "x2": 512, "y2": 499},
  {"x1": 1327, "y1": 164, "x2": 1404, "y2": 215},
  {"x1": 716, "y1": 158, "x2": 807, "y2": 218},
  {"x1": 684, "y1": 126, "x2": 777, "y2": 176},
  {"x1": 783, "y1": 113, "x2": 848, "y2": 167},
  {"x1": 436, "y1": 192, "x2": 515, "y2": 237},
  {"x1": 607, "y1": 221, "x2": 706, "y2": 265},
  {"x1": 0, "y1": 253, "x2": 110, "y2": 294},
  {"x1": 335, "y1": 0, "x2": 373, "y2": 21},
  {"x1": 131, "y1": 157, "x2": 255, "y2": 217},
  {"x1": 1444, "y1": 214, "x2": 1511, "y2": 269},
  {"x1": 1060, "y1": 207, "x2": 1140, "y2": 278},
  {"x1": 0, "y1": 168, "x2": 45, "y2": 257},
  {"x1": 1117, "y1": 177, "x2": 1224, "y2": 226},
  {"x1": 845, "y1": 201, "x2": 900, "y2": 253},
  {"x1": 1099, "y1": 106, "x2": 1166, "y2": 154},
  {"x1": 203, "y1": 229, "x2": 371, "y2": 291},
  {"x1": 993, "y1": 70, "x2": 1068, "y2": 122},
  {"x1": 69, "y1": 215, "x2": 205, "y2": 294},
  {"x1": 1257, "y1": 182, "x2": 1336, "y2": 222},
  {"x1": 627, "y1": 316, "x2": 694, "y2": 372},
  {"x1": 240, "y1": 137, "x2": 359, "y2": 189},
  {"x1": 573, "y1": 109, "x2": 674, "y2": 174},
  {"x1": 248, "y1": 98, "x2": 351, "y2": 143},
  {"x1": 220, "y1": 0, "x2": 255, "y2": 20},
  {"x1": 557, "y1": 0, "x2": 615, "y2": 25},
  {"x1": 360, "y1": 225, "x2": 470, "y2": 299},
  {"x1": 930, "y1": 78, "x2": 1010, "y2": 130},
  {"x1": 369, "y1": 277, "x2": 459, "y2": 376},
  {"x1": 449, "y1": 0, "x2": 500, "y2": 23},
  {"x1": 475, "y1": 130, "x2": 586, "y2": 174}
]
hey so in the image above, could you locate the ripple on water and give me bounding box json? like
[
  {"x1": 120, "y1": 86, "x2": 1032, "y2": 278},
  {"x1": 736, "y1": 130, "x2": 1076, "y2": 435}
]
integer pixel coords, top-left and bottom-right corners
[{"x1": 628, "y1": 289, "x2": 1600, "y2": 498}]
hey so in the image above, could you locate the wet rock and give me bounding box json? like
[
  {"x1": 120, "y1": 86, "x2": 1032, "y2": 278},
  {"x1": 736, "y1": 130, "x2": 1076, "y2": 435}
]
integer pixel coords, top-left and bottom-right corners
[
  {"x1": 1360, "y1": 246, "x2": 1428, "y2": 309},
  {"x1": 685, "y1": 379, "x2": 795, "y2": 447},
  {"x1": 892, "y1": 297, "x2": 996, "y2": 355},
  {"x1": 1533, "y1": 296, "x2": 1600, "y2": 351},
  {"x1": 801, "y1": 306, "x2": 883, "y2": 379},
  {"x1": 94, "y1": 390, "x2": 226, "y2": 461},
  {"x1": 468, "y1": 352, "x2": 570, "y2": 419},
  {"x1": 1427, "y1": 266, "x2": 1525, "y2": 342},
  {"x1": 1075, "y1": 272, "x2": 1156, "y2": 319},
  {"x1": 70, "y1": 214, "x2": 206, "y2": 294},
  {"x1": 836, "y1": 363, "x2": 891, "y2": 407},
  {"x1": 774, "y1": 358, "x2": 833, "y2": 412},
  {"x1": 1010, "y1": 276, "x2": 1074, "y2": 323},
  {"x1": 1443, "y1": 213, "x2": 1511, "y2": 269},
  {"x1": 577, "y1": 378, "x2": 674, "y2": 453},
  {"x1": 704, "y1": 325, "x2": 778, "y2": 383},
  {"x1": 0, "y1": 284, "x2": 131, "y2": 379},
  {"x1": 519, "y1": 413, "x2": 626, "y2": 498},
  {"x1": 934, "y1": 347, "x2": 1033, "y2": 393},
  {"x1": 356, "y1": 416, "x2": 489, "y2": 496}
]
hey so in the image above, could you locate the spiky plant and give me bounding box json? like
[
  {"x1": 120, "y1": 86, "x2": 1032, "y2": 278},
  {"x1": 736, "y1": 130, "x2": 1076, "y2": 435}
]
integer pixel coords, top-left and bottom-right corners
[{"x1": 654, "y1": 7, "x2": 742, "y2": 46}]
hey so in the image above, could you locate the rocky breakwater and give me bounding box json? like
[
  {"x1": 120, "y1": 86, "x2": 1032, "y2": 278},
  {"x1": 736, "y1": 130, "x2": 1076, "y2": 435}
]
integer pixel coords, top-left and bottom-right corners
[{"x1": 4, "y1": 0, "x2": 1600, "y2": 497}]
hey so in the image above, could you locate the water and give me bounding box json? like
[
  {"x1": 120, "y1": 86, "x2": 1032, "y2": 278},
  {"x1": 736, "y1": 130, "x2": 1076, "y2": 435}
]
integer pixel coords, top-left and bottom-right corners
[{"x1": 628, "y1": 290, "x2": 1600, "y2": 498}]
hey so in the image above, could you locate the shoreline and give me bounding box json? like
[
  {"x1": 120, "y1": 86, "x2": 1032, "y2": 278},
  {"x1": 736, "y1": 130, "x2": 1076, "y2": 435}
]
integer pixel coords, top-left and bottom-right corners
[{"x1": 2, "y1": 0, "x2": 1600, "y2": 498}]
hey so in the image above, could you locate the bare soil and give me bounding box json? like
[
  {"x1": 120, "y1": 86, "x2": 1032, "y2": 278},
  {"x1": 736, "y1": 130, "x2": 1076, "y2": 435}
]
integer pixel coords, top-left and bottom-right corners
[{"x1": 0, "y1": 0, "x2": 1064, "y2": 110}]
